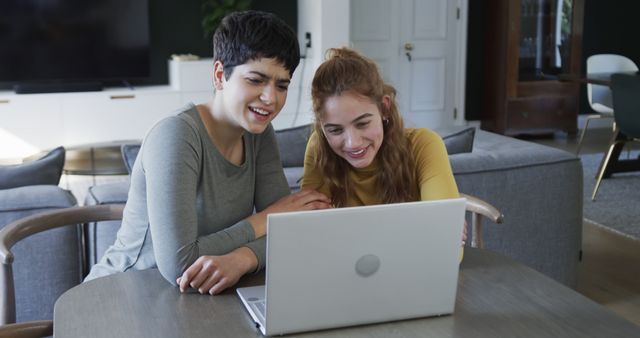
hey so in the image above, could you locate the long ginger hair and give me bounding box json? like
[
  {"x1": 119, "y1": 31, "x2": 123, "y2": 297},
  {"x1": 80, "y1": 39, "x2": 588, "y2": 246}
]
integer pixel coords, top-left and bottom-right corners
[{"x1": 311, "y1": 47, "x2": 419, "y2": 207}]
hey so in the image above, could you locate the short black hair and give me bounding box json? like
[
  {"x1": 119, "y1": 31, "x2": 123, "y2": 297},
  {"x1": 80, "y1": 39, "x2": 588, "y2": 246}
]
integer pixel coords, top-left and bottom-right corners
[{"x1": 213, "y1": 10, "x2": 300, "y2": 78}]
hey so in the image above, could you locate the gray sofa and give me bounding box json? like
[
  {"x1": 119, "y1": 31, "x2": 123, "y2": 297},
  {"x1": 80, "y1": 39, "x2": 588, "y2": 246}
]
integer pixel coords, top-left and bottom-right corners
[{"x1": 85, "y1": 126, "x2": 582, "y2": 287}]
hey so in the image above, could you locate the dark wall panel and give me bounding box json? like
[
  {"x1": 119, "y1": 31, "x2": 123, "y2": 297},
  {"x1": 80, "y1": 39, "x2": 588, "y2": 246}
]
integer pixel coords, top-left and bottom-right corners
[
  {"x1": 579, "y1": 0, "x2": 640, "y2": 114},
  {"x1": 0, "y1": 1, "x2": 297, "y2": 89},
  {"x1": 134, "y1": 0, "x2": 297, "y2": 86},
  {"x1": 464, "y1": 0, "x2": 486, "y2": 121}
]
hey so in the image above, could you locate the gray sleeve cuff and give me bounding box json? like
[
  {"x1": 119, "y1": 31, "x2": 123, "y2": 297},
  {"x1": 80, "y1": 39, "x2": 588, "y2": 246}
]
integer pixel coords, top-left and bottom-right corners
[{"x1": 244, "y1": 237, "x2": 266, "y2": 272}]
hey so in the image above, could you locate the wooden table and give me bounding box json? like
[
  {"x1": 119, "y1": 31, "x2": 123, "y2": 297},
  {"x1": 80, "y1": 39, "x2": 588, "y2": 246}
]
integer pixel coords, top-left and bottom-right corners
[
  {"x1": 53, "y1": 248, "x2": 640, "y2": 337},
  {"x1": 558, "y1": 71, "x2": 638, "y2": 86}
]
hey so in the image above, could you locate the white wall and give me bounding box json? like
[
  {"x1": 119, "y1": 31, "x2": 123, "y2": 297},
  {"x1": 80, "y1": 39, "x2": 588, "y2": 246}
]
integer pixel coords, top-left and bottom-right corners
[
  {"x1": 276, "y1": 0, "x2": 351, "y2": 130},
  {"x1": 298, "y1": 0, "x2": 350, "y2": 70}
]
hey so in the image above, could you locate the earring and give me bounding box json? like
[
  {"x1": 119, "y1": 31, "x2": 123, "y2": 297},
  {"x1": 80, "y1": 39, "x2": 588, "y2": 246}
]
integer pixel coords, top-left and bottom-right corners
[{"x1": 383, "y1": 118, "x2": 389, "y2": 125}]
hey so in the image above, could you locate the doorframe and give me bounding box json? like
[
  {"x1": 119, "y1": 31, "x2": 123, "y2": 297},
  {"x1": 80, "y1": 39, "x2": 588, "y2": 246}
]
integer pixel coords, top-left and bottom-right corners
[{"x1": 454, "y1": 0, "x2": 469, "y2": 125}]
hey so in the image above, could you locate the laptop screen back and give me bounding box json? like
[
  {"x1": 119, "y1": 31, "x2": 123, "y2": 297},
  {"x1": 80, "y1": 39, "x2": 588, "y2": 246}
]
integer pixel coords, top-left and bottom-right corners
[{"x1": 263, "y1": 198, "x2": 466, "y2": 335}]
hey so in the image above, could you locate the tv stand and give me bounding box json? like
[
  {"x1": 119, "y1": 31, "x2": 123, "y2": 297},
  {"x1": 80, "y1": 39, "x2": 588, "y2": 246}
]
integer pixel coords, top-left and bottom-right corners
[
  {"x1": 14, "y1": 82, "x2": 103, "y2": 94},
  {"x1": 0, "y1": 58, "x2": 305, "y2": 159}
]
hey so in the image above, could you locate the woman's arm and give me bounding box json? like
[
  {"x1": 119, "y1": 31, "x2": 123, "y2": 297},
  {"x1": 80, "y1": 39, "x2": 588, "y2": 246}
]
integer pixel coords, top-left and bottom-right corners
[
  {"x1": 300, "y1": 131, "x2": 332, "y2": 197},
  {"x1": 175, "y1": 125, "x2": 330, "y2": 294},
  {"x1": 244, "y1": 125, "x2": 291, "y2": 270},
  {"x1": 247, "y1": 126, "x2": 330, "y2": 267},
  {"x1": 142, "y1": 117, "x2": 264, "y2": 285},
  {"x1": 411, "y1": 129, "x2": 459, "y2": 200},
  {"x1": 411, "y1": 129, "x2": 466, "y2": 256}
]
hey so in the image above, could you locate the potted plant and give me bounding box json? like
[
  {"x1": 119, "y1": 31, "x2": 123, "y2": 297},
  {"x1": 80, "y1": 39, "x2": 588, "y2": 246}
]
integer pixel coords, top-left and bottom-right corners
[{"x1": 202, "y1": 0, "x2": 253, "y2": 38}]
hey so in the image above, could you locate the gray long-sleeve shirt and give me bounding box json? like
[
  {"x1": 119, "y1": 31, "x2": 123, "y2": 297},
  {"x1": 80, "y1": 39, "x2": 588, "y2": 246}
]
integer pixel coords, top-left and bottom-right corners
[{"x1": 85, "y1": 104, "x2": 290, "y2": 284}]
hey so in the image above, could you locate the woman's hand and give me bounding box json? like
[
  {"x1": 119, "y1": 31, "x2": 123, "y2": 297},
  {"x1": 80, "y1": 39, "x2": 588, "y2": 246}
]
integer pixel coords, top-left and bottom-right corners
[
  {"x1": 177, "y1": 247, "x2": 257, "y2": 295},
  {"x1": 247, "y1": 189, "x2": 332, "y2": 237},
  {"x1": 263, "y1": 189, "x2": 332, "y2": 214}
]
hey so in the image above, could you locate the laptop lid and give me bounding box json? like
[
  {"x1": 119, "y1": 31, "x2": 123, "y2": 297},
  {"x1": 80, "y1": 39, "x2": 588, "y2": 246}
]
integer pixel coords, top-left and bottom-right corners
[{"x1": 258, "y1": 198, "x2": 466, "y2": 336}]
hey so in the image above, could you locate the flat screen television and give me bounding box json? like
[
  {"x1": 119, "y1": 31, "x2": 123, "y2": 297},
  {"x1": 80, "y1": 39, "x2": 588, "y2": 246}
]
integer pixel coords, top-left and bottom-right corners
[{"x1": 0, "y1": 0, "x2": 150, "y2": 93}]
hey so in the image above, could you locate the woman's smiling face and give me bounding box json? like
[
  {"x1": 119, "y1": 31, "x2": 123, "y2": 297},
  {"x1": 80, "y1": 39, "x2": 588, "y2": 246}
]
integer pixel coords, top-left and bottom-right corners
[
  {"x1": 321, "y1": 91, "x2": 386, "y2": 168},
  {"x1": 216, "y1": 57, "x2": 291, "y2": 134}
]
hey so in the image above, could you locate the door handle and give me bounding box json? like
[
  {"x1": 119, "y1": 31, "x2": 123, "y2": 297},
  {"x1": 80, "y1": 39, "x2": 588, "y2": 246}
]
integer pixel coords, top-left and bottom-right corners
[{"x1": 404, "y1": 43, "x2": 414, "y2": 62}]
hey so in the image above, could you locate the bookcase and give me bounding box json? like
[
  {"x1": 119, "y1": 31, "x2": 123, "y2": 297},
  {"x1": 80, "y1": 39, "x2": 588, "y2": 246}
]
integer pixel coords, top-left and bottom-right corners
[{"x1": 481, "y1": 0, "x2": 584, "y2": 136}]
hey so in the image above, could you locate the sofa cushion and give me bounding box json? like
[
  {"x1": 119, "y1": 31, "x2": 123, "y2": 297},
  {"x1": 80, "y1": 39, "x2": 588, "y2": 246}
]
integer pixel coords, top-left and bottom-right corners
[
  {"x1": 85, "y1": 181, "x2": 130, "y2": 205},
  {"x1": 442, "y1": 127, "x2": 475, "y2": 154},
  {"x1": 449, "y1": 130, "x2": 577, "y2": 174},
  {"x1": 275, "y1": 124, "x2": 312, "y2": 168},
  {"x1": 121, "y1": 144, "x2": 141, "y2": 175},
  {"x1": 284, "y1": 167, "x2": 304, "y2": 192},
  {"x1": 0, "y1": 147, "x2": 65, "y2": 189},
  {"x1": 0, "y1": 185, "x2": 77, "y2": 214},
  {"x1": 83, "y1": 182, "x2": 129, "y2": 270}
]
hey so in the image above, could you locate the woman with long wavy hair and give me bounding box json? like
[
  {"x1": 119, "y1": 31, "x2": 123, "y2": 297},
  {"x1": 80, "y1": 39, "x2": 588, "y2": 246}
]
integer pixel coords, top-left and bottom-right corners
[{"x1": 301, "y1": 47, "x2": 460, "y2": 211}]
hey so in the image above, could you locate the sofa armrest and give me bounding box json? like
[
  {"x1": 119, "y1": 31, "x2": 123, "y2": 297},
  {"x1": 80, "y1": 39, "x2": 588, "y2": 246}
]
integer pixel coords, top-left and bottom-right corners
[{"x1": 452, "y1": 130, "x2": 582, "y2": 287}]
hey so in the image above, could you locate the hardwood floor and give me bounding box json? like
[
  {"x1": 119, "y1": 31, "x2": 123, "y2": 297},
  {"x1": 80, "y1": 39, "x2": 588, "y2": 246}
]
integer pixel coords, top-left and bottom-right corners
[
  {"x1": 578, "y1": 220, "x2": 640, "y2": 326},
  {"x1": 526, "y1": 126, "x2": 640, "y2": 326},
  {"x1": 526, "y1": 125, "x2": 640, "y2": 155}
]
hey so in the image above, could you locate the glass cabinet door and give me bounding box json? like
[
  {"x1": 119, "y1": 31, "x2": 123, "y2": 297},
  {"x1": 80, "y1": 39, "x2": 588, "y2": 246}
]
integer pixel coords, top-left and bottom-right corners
[{"x1": 519, "y1": 0, "x2": 574, "y2": 81}]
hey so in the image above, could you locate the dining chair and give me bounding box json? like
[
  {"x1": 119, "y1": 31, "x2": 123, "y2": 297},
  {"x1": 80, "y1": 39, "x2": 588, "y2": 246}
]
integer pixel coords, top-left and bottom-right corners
[
  {"x1": 0, "y1": 204, "x2": 124, "y2": 328},
  {"x1": 577, "y1": 54, "x2": 638, "y2": 155},
  {"x1": 0, "y1": 147, "x2": 82, "y2": 326},
  {"x1": 460, "y1": 193, "x2": 504, "y2": 248},
  {"x1": 592, "y1": 73, "x2": 640, "y2": 200}
]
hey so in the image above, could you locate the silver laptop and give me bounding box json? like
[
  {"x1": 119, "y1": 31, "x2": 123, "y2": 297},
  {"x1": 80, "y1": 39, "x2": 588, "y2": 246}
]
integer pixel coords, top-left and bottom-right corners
[{"x1": 237, "y1": 198, "x2": 466, "y2": 336}]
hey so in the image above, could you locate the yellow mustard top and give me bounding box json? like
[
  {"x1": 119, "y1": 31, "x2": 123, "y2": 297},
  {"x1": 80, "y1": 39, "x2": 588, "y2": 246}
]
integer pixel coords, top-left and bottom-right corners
[
  {"x1": 301, "y1": 128, "x2": 459, "y2": 204},
  {"x1": 301, "y1": 128, "x2": 464, "y2": 261}
]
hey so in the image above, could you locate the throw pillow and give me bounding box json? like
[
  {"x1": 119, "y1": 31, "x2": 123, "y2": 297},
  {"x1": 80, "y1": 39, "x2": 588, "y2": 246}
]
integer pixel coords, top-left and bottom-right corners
[
  {"x1": 121, "y1": 144, "x2": 141, "y2": 175},
  {"x1": 275, "y1": 124, "x2": 312, "y2": 168},
  {"x1": 0, "y1": 146, "x2": 66, "y2": 189},
  {"x1": 442, "y1": 127, "x2": 475, "y2": 155}
]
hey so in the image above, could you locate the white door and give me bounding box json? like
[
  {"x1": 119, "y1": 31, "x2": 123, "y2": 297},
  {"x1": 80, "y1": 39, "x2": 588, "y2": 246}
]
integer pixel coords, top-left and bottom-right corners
[{"x1": 350, "y1": 0, "x2": 465, "y2": 128}]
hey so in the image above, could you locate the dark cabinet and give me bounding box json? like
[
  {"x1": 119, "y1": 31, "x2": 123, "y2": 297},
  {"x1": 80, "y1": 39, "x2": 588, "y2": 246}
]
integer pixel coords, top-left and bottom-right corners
[{"x1": 481, "y1": 0, "x2": 584, "y2": 135}]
